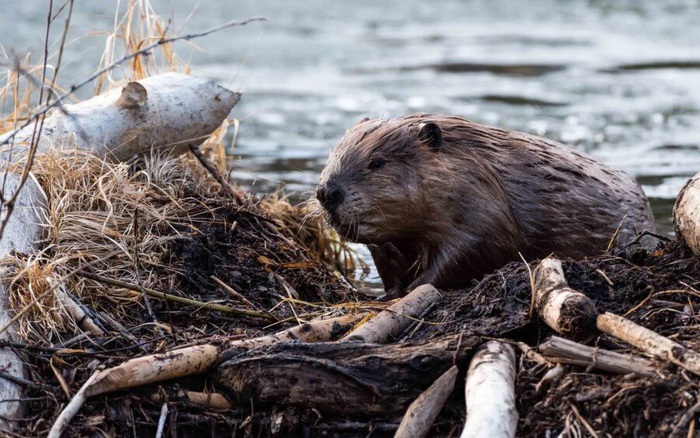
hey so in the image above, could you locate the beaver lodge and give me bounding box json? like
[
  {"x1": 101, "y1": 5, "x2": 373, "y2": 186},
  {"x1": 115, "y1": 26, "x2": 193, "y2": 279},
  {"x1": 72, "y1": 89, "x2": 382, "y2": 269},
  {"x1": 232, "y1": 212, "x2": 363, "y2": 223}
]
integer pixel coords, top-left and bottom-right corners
[{"x1": 2, "y1": 3, "x2": 700, "y2": 437}]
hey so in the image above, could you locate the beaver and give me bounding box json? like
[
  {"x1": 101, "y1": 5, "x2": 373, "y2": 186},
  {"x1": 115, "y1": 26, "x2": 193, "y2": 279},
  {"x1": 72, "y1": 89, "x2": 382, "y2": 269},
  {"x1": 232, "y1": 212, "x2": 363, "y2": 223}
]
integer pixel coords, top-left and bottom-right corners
[{"x1": 316, "y1": 114, "x2": 656, "y2": 298}]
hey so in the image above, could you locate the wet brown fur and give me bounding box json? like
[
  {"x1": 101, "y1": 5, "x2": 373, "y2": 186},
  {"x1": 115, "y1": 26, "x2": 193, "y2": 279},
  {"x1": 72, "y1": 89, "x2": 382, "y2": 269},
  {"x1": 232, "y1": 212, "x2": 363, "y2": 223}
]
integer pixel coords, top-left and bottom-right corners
[{"x1": 318, "y1": 114, "x2": 656, "y2": 296}]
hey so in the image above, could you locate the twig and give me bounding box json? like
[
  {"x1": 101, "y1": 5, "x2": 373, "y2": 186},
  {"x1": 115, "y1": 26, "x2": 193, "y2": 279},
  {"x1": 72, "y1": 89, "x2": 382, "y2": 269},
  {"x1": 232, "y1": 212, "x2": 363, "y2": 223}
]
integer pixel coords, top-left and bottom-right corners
[
  {"x1": 155, "y1": 403, "x2": 168, "y2": 438},
  {"x1": 188, "y1": 144, "x2": 245, "y2": 203},
  {"x1": 47, "y1": 369, "x2": 101, "y2": 438},
  {"x1": 669, "y1": 399, "x2": 700, "y2": 438},
  {"x1": 77, "y1": 270, "x2": 276, "y2": 322},
  {"x1": 211, "y1": 276, "x2": 255, "y2": 307}
]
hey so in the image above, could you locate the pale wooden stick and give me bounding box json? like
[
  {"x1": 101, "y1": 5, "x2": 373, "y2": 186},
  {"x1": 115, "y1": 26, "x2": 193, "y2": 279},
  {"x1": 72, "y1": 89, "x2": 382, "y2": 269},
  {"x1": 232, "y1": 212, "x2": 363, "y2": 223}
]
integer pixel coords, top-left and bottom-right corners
[
  {"x1": 341, "y1": 284, "x2": 441, "y2": 343},
  {"x1": 539, "y1": 336, "x2": 656, "y2": 376},
  {"x1": 461, "y1": 341, "x2": 518, "y2": 438},
  {"x1": 395, "y1": 365, "x2": 459, "y2": 438},
  {"x1": 597, "y1": 312, "x2": 700, "y2": 376},
  {"x1": 47, "y1": 370, "x2": 101, "y2": 438},
  {"x1": 228, "y1": 313, "x2": 366, "y2": 350},
  {"x1": 673, "y1": 172, "x2": 700, "y2": 255},
  {"x1": 533, "y1": 257, "x2": 598, "y2": 340}
]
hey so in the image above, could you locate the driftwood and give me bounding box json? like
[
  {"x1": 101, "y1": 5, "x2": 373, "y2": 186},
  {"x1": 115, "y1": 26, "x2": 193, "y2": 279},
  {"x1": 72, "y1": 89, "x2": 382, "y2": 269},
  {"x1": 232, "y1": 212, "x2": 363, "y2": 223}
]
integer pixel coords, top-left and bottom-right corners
[
  {"x1": 533, "y1": 257, "x2": 598, "y2": 340},
  {"x1": 461, "y1": 341, "x2": 518, "y2": 438},
  {"x1": 395, "y1": 365, "x2": 459, "y2": 438},
  {"x1": 539, "y1": 336, "x2": 656, "y2": 376},
  {"x1": 0, "y1": 73, "x2": 240, "y2": 162},
  {"x1": 673, "y1": 172, "x2": 700, "y2": 255},
  {"x1": 215, "y1": 333, "x2": 479, "y2": 416},
  {"x1": 341, "y1": 284, "x2": 441, "y2": 343},
  {"x1": 597, "y1": 312, "x2": 700, "y2": 376}
]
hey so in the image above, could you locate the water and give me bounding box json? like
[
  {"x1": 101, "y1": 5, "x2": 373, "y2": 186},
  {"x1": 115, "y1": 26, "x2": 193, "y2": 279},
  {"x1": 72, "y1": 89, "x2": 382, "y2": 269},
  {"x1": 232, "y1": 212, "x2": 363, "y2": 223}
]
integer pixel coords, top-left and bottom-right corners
[{"x1": 4, "y1": 0, "x2": 700, "y2": 283}]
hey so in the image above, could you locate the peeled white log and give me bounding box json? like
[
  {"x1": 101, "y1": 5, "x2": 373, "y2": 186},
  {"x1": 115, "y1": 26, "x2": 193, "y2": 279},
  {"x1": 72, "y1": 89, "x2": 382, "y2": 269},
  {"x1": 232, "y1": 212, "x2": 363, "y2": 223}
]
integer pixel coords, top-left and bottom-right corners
[
  {"x1": 0, "y1": 72, "x2": 239, "y2": 432},
  {"x1": 673, "y1": 172, "x2": 700, "y2": 255},
  {"x1": 461, "y1": 341, "x2": 518, "y2": 438},
  {"x1": 340, "y1": 284, "x2": 441, "y2": 343},
  {"x1": 396, "y1": 365, "x2": 459, "y2": 438},
  {"x1": 0, "y1": 72, "x2": 240, "y2": 162},
  {"x1": 533, "y1": 257, "x2": 598, "y2": 340}
]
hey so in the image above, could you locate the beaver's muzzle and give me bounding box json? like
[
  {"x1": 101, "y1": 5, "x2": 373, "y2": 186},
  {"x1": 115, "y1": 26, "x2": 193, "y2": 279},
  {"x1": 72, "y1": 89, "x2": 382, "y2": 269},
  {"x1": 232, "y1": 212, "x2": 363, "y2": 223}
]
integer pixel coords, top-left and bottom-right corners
[{"x1": 316, "y1": 181, "x2": 345, "y2": 212}]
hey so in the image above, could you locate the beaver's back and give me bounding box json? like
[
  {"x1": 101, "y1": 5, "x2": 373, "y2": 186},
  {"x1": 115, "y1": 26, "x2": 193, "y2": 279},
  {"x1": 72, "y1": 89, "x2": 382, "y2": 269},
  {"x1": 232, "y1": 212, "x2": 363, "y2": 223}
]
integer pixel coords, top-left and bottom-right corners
[{"x1": 441, "y1": 119, "x2": 656, "y2": 258}]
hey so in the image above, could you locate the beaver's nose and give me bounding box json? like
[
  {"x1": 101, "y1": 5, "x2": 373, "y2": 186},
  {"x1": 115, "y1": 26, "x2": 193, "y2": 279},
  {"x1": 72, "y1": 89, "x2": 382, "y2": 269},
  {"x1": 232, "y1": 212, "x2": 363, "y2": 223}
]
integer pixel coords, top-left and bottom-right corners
[{"x1": 316, "y1": 182, "x2": 345, "y2": 211}]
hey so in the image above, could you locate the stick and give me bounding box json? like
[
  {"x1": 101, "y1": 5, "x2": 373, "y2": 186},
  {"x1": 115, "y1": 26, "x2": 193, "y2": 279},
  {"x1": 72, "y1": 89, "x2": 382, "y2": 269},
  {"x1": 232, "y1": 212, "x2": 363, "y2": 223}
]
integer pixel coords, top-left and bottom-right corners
[
  {"x1": 340, "y1": 284, "x2": 441, "y2": 343},
  {"x1": 461, "y1": 341, "x2": 518, "y2": 438},
  {"x1": 154, "y1": 403, "x2": 168, "y2": 438},
  {"x1": 47, "y1": 370, "x2": 101, "y2": 438},
  {"x1": 395, "y1": 365, "x2": 459, "y2": 438},
  {"x1": 77, "y1": 270, "x2": 276, "y2": 322},
  {"x1": 533, "y1": 257, "x2": 598, "y2": 340},
  {"x1": 539, "y1": 336, "x2": 656, "y2": 376},
  {"x1": 597, "y1": 312, "x2": 700, "y2": 376},
  {"x1": 226, "y1": 313, "x2": 365, "y2": 351},
  {"x1": 189, "y1": 145, "x2": 245, "y2": 203}
]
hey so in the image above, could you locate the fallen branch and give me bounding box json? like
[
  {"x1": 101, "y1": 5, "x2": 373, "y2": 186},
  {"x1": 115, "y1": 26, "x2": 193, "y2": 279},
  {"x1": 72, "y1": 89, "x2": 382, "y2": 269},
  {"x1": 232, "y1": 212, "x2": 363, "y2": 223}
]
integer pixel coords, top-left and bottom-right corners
[
  {"x1": 533, "y1": 257, "x2": 598, "y2": 340},
  {"x1": 215, "y1": 334, "x2": 478, "y2": 416},
  {"x1": 151, "y1": 390, "x2": 233, "y2": 410},
  {"x1": 396, "y1": 365, "x2": 459, "y2": 438},
  {"x1": 341, "y1": 284, "x2": 441, "y2": 343},
  {"x1": 539, "y1": 336, "x2": 656, "y2": 376},
  {"x1": 461, "y1": 341, "x2": 518, "y2": 438},
  {"x1": 597, "y1": 312, "x2": 700, "y2": 376}
]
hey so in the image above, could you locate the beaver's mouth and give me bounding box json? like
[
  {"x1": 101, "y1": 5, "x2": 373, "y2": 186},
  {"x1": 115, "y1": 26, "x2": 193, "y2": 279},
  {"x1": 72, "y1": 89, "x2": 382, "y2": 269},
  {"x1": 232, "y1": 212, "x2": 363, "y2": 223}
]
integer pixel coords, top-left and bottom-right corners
[{"x1": 324, "y1": 210, "x2": 362, "y2": 242}]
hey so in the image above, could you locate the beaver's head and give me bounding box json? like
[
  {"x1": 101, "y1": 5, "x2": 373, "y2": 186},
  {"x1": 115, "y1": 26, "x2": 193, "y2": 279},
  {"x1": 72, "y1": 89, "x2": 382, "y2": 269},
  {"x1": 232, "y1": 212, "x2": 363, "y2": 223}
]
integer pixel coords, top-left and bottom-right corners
[{"x1": 317, "y1": 116, "x2": 444, "y2": 244}]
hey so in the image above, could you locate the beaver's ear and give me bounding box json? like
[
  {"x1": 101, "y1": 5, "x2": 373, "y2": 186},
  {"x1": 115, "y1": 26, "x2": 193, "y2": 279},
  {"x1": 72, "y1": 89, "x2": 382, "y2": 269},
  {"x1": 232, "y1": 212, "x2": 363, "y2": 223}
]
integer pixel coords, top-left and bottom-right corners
[{"x1": 419, "y1": 122, "x2": 442, "y2": 152}]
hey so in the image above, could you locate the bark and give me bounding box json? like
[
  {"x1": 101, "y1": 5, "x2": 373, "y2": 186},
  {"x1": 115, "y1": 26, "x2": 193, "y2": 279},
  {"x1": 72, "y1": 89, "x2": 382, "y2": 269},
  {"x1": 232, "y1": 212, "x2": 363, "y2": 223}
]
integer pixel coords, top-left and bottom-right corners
[
  {"x1": 215, "y1": 333, "x2": 480, "y2": 416},
  {"x1": 461, "y1": 341, "x2": 518, "y2": 438},
  {"x1": 533, "y1": 257, "x2": 598, "y2": 341}
]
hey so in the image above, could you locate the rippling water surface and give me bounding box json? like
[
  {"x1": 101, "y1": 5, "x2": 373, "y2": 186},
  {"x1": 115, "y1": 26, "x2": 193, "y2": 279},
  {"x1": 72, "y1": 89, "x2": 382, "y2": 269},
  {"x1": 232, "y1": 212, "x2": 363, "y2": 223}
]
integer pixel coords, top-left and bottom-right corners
[{"x1": 5, "y1": 0, "x2": 700, "y2": 283}]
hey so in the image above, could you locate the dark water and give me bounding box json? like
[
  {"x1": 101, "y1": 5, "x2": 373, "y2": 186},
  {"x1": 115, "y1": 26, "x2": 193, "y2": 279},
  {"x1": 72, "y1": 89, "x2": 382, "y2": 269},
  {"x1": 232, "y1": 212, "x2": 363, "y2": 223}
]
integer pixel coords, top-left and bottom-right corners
[{"x1": 4, "y1": 0, "x2": 700, "y2": 280}]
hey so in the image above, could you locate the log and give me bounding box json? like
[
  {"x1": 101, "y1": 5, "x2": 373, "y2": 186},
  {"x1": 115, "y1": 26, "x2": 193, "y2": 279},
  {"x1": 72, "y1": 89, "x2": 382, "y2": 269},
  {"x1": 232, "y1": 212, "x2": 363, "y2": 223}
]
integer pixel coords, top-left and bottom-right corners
[
  {"x1": 673, "y1": 172, "x2": 700, "y2": 255},
  {"x1": 340, "y1": 284, "x2": 441, "y2": 343},
  {"x1": 215, "y1": 333, "x2": 480, "y2": 416},
  {"x1": 539, "y1": 336, "x2": 656, "y2": 376},
  {"x1": 0, "y1": 72, "x2": 239, "y2": 432},
  {"x1": 461, "y1": 341, "x2": 518, "y2": 438},
  {"x1": 597, "y1": 312, "x2": 700, "y2": 376},
  {"x1": 0, "y1": 72, "x2": 240, "y2": 162},
  {"x1": 533, "y1": 257, "x2": 598, "y2": 340},
  {"x1": 395, "y1": 365, "x2": 459, "y2": 438},
  {"x1": 0, "y1": 174, "x2": 47, "y2": 431}
]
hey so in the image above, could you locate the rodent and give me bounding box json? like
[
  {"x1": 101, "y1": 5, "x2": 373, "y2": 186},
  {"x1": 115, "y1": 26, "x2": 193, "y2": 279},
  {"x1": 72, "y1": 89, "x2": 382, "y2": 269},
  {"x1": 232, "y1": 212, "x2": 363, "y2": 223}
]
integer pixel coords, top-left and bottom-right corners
[{"x1": 316, "y1": 114, "x2": 656, "y2": 298}]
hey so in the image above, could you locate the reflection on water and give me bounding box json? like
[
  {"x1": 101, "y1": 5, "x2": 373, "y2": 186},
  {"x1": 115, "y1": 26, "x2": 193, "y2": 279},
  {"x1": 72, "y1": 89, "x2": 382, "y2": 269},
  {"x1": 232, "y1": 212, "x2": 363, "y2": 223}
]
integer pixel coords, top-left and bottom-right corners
[{"x1": 4, "y1": 0, "x2": 700, "y2": 285}]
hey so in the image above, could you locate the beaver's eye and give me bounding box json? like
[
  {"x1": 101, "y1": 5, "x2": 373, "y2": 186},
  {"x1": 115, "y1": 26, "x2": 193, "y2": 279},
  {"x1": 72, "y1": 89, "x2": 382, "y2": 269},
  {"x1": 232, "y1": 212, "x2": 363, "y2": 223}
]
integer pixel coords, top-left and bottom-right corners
[{"x1": 368, "y1": 158, "x2": 385, "y2": 170}]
